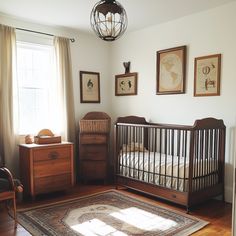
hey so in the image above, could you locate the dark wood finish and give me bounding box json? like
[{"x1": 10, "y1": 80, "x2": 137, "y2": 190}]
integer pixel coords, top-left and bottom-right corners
[
  {"x1": 0, "y1": 185, "x2": 232, "y2": 236},
  {"x1": 19, "y1": 142, "x2": 74, "y2": 199},
  {"x1": 79, "y1": 136, "x2": 109, "y2": 182},
  {"x1": 117, "y1": 176, "x2": 188, "y2": 205},
  {"x1": 79, "y1": 112, "x2": 110, "y2": 183},
  {"x1": 116, "y1": 115, "x2": 147, "y2": 124},
  {"x1": 114, "y1": 116, "x2": 226, "y2": 211},
  {"x1": 0, "y1": 167, "x2": 17, "y2": 228}
]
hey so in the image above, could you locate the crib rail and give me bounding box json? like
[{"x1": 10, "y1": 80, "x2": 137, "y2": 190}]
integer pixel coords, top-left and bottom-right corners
[{"x1": 114, "y1": 118, "x2": 225, "y2": 195}]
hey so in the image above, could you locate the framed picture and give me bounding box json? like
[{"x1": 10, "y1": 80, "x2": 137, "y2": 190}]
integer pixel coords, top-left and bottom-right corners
[
  {"x1": 194, "y1": 54, "x2": 221, "y2": 97},
  {"x1": 156, "y1": 45, "x2": 186, "y2": 95},
  {"x1": 115, "y1": 72, "x2": 138, "y2": 96},
  {"x1": 80, "y1": 71, "x2": 100, "y2": 103}
]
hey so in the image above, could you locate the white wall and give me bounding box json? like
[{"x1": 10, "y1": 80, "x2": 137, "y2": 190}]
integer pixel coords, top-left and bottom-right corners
[
  {"x1": 110, "y1": 2, "x2": 236, "y2": 202},
  {"x1": 70, "y1": 33, "x2": 112, "y2": 128}
]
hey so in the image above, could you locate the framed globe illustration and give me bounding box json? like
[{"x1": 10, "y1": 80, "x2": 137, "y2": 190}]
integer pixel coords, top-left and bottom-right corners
[
  {"x1": 194, "y1": 54, "x2": 221, "y2": 96},
  {"x1": 156, "y1": 45, "x2": 186, "y2": 95}
]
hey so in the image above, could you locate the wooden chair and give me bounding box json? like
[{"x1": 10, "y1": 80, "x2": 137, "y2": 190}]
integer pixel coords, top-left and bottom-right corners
[{"x1": 0, "y1": 167, "x2": 17, "y2": 228}]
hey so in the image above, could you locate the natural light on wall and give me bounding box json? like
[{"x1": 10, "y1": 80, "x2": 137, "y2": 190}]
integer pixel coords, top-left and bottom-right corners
[{"x1": 16, "y1": 41, "x2": 62, "y2": 135}]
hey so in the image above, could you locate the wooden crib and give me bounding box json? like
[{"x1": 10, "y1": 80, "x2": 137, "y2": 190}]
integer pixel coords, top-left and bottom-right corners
[{"x1": 114, "y1": 116, "x2": 226, "y2": 211}]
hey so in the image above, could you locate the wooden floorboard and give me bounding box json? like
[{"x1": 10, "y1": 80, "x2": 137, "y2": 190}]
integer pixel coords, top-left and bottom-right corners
[{"x1": 0, "y1": 184, "x2": 232, "y2": 235}]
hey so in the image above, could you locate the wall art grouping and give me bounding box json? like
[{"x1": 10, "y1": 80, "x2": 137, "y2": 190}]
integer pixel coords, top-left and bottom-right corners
[
  {"x1": 79, "y1": 47, "x2": 221, "y2": 103},
  {"x1": 113, "y1": 46, "x2": 221, "y2": 98},
  {"x1": 156, "y1": 45, "x2": 221, "y2": 97}
]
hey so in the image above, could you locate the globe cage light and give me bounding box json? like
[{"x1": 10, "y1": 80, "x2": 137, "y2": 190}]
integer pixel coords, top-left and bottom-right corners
[{"x1": 90, "y1": 0, "x2": 128, "y2": 41}]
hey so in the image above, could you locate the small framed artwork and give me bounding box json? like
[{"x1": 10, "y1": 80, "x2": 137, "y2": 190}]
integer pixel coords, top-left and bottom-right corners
[
  {"x1": 156, "y1": 45, "x2": 186, "y2": 95},
  {"x1": 115, "y1": 73, "x2": 138, "y2": 96},
  {"x1": 194, "y1": 54, "x2": 221, "y2": 97},
  {"x1": 80, "y1": 71, "x2": 100, "y2": 103}
]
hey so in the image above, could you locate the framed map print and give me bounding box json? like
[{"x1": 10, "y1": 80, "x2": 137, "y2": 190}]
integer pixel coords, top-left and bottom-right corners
[
  {"x1": 80, "y1": 71, "x2": 100, "y2": 103},
  {"x1": 156, "y1": 45, "x2": 186, "y2": 95},
  {"x1": 194, "y1": 54, "x2": 221, "y2": 97},
  {"x1": 115, "y1": 73, "x2": 138, "y2": 96}
]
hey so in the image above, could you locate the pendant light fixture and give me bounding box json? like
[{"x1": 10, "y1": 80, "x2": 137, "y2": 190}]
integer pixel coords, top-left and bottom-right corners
[{"x1": 90, "y1": 0, "x2": 128, "y2": 41}]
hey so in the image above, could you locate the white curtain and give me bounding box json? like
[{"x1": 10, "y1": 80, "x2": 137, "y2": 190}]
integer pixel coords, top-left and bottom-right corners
[
  {"x1": 54, "y1": 37, "x2": 76, "y2": 143},
  {"x1": 0, "y1": 24, "x2": 18, "y2": 174}
]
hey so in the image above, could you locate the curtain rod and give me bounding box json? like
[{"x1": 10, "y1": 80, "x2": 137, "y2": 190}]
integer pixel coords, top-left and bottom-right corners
[{"x1": 16, "y1": 27, "x2": 75, "y2": 42}]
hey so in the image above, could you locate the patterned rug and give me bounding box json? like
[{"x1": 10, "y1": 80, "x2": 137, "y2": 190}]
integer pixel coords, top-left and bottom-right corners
[{"x1": 18, "y1": 190, "x2": 208, "y2": 236}]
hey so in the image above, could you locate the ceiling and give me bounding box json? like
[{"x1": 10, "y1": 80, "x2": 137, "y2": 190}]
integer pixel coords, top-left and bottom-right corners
[{"x1": 0, "y1": 0, "x2": 235, "y2": 33}]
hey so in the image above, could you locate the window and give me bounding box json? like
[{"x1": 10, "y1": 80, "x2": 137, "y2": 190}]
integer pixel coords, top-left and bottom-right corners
[{"x1": 16, "y1": 41, "x2": 61, "y2": 135}]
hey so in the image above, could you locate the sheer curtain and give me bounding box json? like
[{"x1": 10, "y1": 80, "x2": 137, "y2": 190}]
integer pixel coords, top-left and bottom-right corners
[
  {"x1": 0, "y1": 24, "x2": 18, "y2": 174},
  {"x1": 54, "y1": 37, "x2": 76, "y2": 143}
]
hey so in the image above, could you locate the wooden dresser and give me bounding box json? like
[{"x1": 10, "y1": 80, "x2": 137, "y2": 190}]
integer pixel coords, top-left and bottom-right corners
[
  {"x1": 19, "y1": 142, "x2": 74, "y2": 199},
  {"x1": 79, "y1": 112, "x2": 110, "y2": 183}
]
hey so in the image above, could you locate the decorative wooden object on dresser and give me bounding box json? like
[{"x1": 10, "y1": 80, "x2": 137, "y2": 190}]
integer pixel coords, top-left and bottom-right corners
[
  {"x1": 79, "y1": 112, "x2": 111, "y2": 183},
  {"x1": 19, "y1": 142, "x2": 74, "y2": 199}
]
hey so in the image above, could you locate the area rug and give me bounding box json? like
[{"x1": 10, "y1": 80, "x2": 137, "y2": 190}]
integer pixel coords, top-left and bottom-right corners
[{"x1": 17, "y1": 190, "x2": 208, "y2": 236}]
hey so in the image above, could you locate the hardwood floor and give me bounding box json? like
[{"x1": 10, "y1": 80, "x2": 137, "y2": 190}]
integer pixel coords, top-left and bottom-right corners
[{"x1": 0, "y1": 184, "x2": 232, "y2": 235}]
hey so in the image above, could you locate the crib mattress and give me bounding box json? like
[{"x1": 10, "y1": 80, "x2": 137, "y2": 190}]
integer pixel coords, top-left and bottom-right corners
[{"x1": 119, "y1": 151, "x2": 218, "y2": 191}]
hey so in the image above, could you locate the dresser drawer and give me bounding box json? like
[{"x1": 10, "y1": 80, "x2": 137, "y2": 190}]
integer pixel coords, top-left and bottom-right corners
[
  {"x1": 33, "y1": 159, "x2": 71, "y2": 178},
  {"x1": 34, "y1": 174, "x2": 72, "y2": 194},
  {"x1": 33, "y1": 146, "x2": 71, "y2": 162},
  {"x1": 80, "y1": 145, "x2": 107, "y2": 160},
  {"x1": 80, "y1": 134, "x2": 107, "y2": 144},
  {"x1": 81, "y1": 161, "x2": 107, "y2": 179}
]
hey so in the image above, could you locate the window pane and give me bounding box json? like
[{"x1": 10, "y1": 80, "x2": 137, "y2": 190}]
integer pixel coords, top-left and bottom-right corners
[{"x1": 16, "y1": 42, "x2": 59, "y2": 135}]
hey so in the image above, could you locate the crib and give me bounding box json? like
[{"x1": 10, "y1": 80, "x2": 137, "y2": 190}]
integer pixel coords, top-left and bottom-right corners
[{"x1": 114, "y1": 116, "x2": 226, "y2": 211}]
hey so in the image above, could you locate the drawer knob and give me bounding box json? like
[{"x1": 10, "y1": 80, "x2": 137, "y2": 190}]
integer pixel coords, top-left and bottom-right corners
[
  {"x1": 49, "y1": 151, "x2": 59, "y2": 160},
  {"x1": 172, "y1": 194, "x2": 177, "y2": 198}
]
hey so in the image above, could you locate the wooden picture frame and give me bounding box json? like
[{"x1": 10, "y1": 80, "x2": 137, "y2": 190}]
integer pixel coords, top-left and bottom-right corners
[
  {"x1": 194, "y1": 54, "x2": 221, "y2": 97},
  {"x1": 115, "y1": 72, "x2": 138, "y2": 96},
  {"x1": 80, "y1": 71, "x2": 100, "y2": 103},
  {"x1": 156, "y1": 45, "x2": 186, "y2": 95}
]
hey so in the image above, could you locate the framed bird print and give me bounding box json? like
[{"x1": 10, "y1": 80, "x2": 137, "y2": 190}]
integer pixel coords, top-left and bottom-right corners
[
  {"x1": 115, "y1": 73, "x2": 138, "y2": 96},
  {"x1": 80, "y1": 71, "x2": 100, "y2": 103}
]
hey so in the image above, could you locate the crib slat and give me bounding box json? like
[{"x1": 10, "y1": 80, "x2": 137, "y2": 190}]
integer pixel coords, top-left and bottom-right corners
[
  {"x1": 120, "y1": 126, "x2": 123, "y2": 174},
  {"x1": 194, "y1": 130, "x2": 198, "y2": 191},
  {"x1": 153, "y1": 128, "x2": 157, "y2": 184},
  {"x1": 159, "y1": 129, "x2": 162, "y2": 186},
  {"x1": 137, "y1": 127, "x2": 141, "y2": 180},
  {"x1": 177, "y1": 130, "x2": 181, "y2": 191},
  {"x1": 215, "y1": 129, "x2": 219, "y2": 185},
  {"x1": 164, "y1": 129, "x2": 167, "y2": 187},
  {"x1": 171, "y1": 129, "x2": 174, "y2": 188},
  {"x1": 183, "y1": 130, "x2": 187, "y2": 192},
  {"x1": 207, "y1": 130, "x2": 209, "y2": 187},
  {"x1": 200, "y1": 130, "x2": 204, "y2": 190},
  {"x1": 133, "y1": 126, "x2": 136, "y2": 179},
  {"x1": 209, "y1": 129, "x2": 213, "y2": 187}
]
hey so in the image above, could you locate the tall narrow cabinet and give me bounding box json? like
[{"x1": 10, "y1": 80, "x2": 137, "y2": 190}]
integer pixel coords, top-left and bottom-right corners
[{"x1": 79, "y1": 112, "x2": 110, "y2": 183}]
